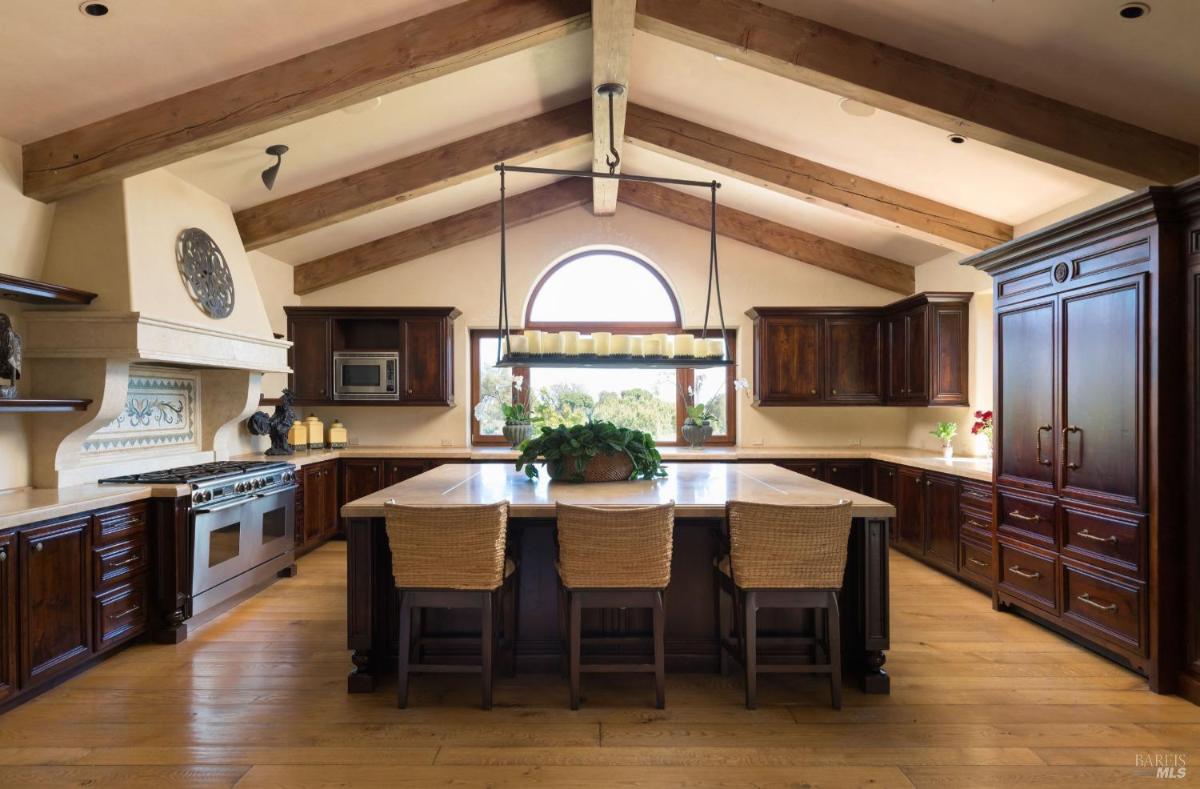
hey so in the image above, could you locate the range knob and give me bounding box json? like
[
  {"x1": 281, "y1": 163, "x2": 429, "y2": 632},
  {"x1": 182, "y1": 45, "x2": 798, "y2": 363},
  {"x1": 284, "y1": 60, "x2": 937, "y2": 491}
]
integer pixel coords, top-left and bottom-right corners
[
  {"x1": 192, "y1": 491, "x2": 204, "y2": 503},
  {"x1": 203, "y1": 490, "x2": 213, "y2": 502},
  {"x1": 254, "y1": 478, "x2": 263, "y2": 489},
  {"x1": 236, "y1": 482, "x2": 247, "y2": 493}
]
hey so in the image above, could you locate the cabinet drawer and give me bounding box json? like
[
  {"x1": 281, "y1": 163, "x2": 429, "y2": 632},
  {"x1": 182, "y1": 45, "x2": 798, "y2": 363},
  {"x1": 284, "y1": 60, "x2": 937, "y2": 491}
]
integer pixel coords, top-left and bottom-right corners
[
  {"x1": 92, "y1": 503, "x2": 147, "y2": 547},
  {"x1": 779, "y1": 461, "x2": 824, "y2": 480},
  {"x1": 1060, "y1": 504, "x2": 1143, "y2": 576},
  {"x1": 959, "y1": 538, "x2": 993, "y2": 588},
  {"x1": 93, "y1": 538, "x2": 148, "y2": 591},
  {"x1": 959, "y1": 481, "x2": 993, "y2": 512},
  {"x1": 997, "y1": 488, "x2": 1056, "y2": 547},
  {"x1": 1062, "y1": 563, "x2": 1144, "y2": 655},
  {"x1": 959, "y1": 506, "x2": 992, "y2": 542},
  {"x1": 998, "y1": 540, "x2": 1058, "y2": 613},
  {"x1": 94, "y1": 578, "x2": 147, "y2": 653}
]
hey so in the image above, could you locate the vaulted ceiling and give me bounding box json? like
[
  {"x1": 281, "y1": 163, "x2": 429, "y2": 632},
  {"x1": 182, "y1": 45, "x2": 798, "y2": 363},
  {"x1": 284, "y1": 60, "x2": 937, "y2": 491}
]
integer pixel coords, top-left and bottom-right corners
[{"x1": 3, "y1": 0, "x2": 1198, "y2": 295}]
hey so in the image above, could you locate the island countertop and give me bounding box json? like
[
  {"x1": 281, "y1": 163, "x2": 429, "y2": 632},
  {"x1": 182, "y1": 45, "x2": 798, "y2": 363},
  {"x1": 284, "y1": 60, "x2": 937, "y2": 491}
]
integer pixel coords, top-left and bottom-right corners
[{"x1": 340, "y1": 461, "x2": 896, "y2": 520}]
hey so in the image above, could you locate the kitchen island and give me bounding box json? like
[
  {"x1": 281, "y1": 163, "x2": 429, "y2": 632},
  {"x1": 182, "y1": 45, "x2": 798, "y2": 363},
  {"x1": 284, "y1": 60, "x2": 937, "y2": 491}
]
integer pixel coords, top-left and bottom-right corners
[{"x1": 341, "y1": 462, "x2": 896, "y2": 694}]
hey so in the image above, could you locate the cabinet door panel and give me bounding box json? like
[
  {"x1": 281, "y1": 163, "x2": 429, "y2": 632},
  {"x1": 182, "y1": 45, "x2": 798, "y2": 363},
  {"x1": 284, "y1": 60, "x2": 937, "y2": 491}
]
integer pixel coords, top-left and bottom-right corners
[
  {"x1": 385, "y1": 460, "x2": 428, "y2": 487},
  {"x1": 997, "y1": 298, "x2": 1056, "y2": 490},
  {"x1": 1060, "y1": 277, "x2": 1144, "y2": 510},
  {"x1": 905, "y1": 307, "x2": 928, "y2": 401},
  {"x1": 0, "y1": 533, "x2": 15, "y2": 703},
  {"x1": 895, "y1": 468, "x2": 924, "y2": 551},
  {"x1": 872, "y1": 463, "x2": 897, "y2": 505},
  {"x1": 930, "y1": 305, "x2": 969, "y2": 405},
  {"x1": 825, "y1": 461, "x2": 868, "y2": 494},
  {"x1": 760, "y1": 317, "x2": 822, "y2": 402},
  {"x1": 288, "y1": 317, "x2": 331, "y2": 401},
  {"x1": 923, "y1": 473, "x2": 959, "y2": 571},
  {"x1": 19, "y1": 516, "x2": 92, "y2": 689},
  {"x1": 323, "y1": 465, "x2": 339, "y2": 538},
  {"x1": 402, "y1": 318, "x2": 447, "y2": 403},
  {"x1": 824, "y1": 317, "x2": 882, "y2": 403},
  {"x1": 886, "y1": 315, "x2": 908, "y2": 401},
  {"x1": 340, "y1": 460, "x2": 383, "y2": 533},
  {"x1": 778, "y1": 461, "x2": 824, "y2": 480},
  {"x1": 302, "y1": 465, "x2": 327, "y2": 545}
]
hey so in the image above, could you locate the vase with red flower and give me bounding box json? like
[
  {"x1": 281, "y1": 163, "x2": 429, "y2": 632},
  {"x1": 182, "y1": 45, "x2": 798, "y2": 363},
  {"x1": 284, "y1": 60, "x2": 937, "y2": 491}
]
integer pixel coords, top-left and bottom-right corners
[{"x1": 971, "y1": 410, "x2": 994, "y2": 459}]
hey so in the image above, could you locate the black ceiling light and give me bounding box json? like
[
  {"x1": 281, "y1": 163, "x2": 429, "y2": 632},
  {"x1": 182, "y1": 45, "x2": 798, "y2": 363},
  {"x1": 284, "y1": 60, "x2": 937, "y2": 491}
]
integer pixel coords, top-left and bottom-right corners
[
  {"x1": 1118, "y1": 2, "x2": 1150, "y2": 19},
  {"x1": 260, "y1": 145, "x2": 289, "y2": 191},
  {"x1": 79, "y1": 2, "x2": 109, "y2": 16}
]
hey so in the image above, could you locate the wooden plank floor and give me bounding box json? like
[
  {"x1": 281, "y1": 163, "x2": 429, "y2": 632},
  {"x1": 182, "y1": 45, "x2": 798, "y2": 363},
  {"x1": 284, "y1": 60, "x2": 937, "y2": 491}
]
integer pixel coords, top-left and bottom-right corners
[{"x1": 0, "y1": 543, "x2": 1195, "y2": 788}]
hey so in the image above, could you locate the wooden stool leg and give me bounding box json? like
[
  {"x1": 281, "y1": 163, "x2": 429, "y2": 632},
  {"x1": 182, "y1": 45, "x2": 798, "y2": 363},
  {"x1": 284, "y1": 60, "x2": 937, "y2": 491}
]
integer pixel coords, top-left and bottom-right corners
[
  {"x1": 504, "y1": 570, "x2": 518, "y2": 677},
  {"x1": 397, "y1": 593, "x2": 412, "y2": 709},
  {"x1": 743, "y1": 590, "x2": 757, "y2": 710},
  {"x1": 480, "y1": 591, "x2": 494, "y2": 710},
  {"x1": 653, "y1": 590, "x2": 666, "y2": 710},
  {"x1": 828, "y1": 591, "x2": 842, "y2": 711},
  {"x1": 569, "y1": 591, "x2": 582, "y2": 710},
  {"x1": 715, "y1": 570, "x2": 731, "y2": 676},
  {"x1": 557, "y1": 583, "x2": 569, "y2": 678}
]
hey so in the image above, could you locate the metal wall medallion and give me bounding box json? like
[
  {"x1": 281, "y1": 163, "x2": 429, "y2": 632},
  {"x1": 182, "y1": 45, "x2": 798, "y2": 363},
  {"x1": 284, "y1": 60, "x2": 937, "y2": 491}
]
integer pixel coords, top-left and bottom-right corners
[{"x1": 176, "y1": 227, "x2": 235, "y2": 319}]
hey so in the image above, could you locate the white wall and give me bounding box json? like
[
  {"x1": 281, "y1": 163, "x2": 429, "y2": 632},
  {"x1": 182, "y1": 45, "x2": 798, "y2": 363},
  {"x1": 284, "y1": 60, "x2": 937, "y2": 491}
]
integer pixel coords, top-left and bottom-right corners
[{"x1": 0, "y1": 137, "x2": 55, "y2": 491}]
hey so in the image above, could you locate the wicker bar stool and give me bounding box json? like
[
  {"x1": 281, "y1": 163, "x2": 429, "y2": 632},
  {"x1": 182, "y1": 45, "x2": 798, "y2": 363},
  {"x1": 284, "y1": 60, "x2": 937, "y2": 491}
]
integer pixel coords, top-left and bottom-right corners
[
  {"x1": 555, "y1": 502, "x2": 675, "y2": 710},
  {"x1": 384, "y1": 501, "x2": 516, "y2": 710},
  {"x1": 715, "y1": 500, "x2": 853, "y2": 710}
]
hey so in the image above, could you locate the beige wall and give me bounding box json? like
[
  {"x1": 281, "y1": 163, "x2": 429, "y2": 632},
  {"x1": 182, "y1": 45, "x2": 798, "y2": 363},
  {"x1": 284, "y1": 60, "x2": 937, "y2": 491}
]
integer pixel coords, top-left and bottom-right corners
[{"x1": 0, "y1": 137, "x2": 55, "y2": 491}]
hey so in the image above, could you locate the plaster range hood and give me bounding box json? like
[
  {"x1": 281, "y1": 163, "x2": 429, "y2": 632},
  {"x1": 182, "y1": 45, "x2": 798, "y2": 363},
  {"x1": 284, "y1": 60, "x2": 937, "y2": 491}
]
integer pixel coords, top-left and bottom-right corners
[{"x1": 20, "y1": 169, "x2": 290, "y2": 488}]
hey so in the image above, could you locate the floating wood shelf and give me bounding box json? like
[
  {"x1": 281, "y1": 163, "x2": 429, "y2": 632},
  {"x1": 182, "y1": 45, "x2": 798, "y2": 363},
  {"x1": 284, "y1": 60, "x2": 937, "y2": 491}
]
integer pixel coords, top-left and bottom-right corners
[
  {"x1": 0, "y1": 399, "x2": 92, "y2": 413},
  {"x1": 0, "y1": 273, "x2": 97, "y2": 306}
]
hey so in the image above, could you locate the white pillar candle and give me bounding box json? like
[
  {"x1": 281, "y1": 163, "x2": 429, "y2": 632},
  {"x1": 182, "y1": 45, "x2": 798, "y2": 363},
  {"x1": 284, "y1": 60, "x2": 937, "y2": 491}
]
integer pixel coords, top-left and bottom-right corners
[
  {"x1": 629, "y1": 335, "x2": 644, "y2": 356},
  {"x1": 610, "y1": 335, "x2": 630, "y2": 355},
  {"x1": 707, "y1": 337, "x2": 726, "y2": 358},
  {"x1": 672, "y1": 334, "x2": 695, "y2": 357},
  {"x1": 523, "y1": 329, "x2": 542, "y2": 354},
  {"x1": 560, "y1": 331, "x2": 580, "y2": 355},
  {"x1": 542, "y1": 332, "x2": 561, "y2": 354},
  {"x1": 592, "y1": 331, "x2": 612, "y2": 356},
  {"x1": 643, "y1": 338, "x2": 662, "y2": 357},
  {"x1": 649, "y1": 334, "x2": 669, "y2": 356},
  {"x1": 578, "y1": 337, "x2": 595, "y2": 355},
  {"x1": 507, "y1": 334, "x2": 529, "y2": 354}
]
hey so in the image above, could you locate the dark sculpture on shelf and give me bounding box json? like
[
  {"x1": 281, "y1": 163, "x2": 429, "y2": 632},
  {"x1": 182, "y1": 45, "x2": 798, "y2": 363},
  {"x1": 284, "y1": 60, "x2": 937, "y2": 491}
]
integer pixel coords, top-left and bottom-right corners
[
  {"x1": 0, "y1": 313, "x2": 21, "y2": 399},
  {"x1": 247, "y1": 388, "x2": 297, "y2": 456}
]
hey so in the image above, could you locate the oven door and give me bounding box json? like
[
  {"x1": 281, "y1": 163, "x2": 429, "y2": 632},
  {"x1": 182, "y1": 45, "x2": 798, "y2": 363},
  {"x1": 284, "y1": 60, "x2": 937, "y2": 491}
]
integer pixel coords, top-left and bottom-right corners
[
  {"x1": 192, "y1": 495, "x2": 256, "y2": 598},
  {"x1": 250, "y1": 485, "x2": 297, "y2": 567}
]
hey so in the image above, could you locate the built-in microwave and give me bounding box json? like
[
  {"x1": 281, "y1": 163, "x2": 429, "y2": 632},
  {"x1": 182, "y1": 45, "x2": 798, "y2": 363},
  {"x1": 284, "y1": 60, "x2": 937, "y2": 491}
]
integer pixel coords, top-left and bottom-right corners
[{"x1": 332, "y1": 352, "x2": 399, "y2": 400}]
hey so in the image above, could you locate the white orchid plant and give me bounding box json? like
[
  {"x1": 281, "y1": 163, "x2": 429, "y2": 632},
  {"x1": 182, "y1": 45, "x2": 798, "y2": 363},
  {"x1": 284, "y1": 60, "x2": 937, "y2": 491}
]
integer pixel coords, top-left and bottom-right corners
[{"x1": 473, "y1": 375, "x2": 533, "y2": 425}]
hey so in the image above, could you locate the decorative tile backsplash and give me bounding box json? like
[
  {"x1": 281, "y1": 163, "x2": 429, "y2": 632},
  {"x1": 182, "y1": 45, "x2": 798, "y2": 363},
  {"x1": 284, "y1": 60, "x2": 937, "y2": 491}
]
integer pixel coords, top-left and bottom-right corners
[{"x1": 83, "y1": 366, "x2": 201, "y2": 454}]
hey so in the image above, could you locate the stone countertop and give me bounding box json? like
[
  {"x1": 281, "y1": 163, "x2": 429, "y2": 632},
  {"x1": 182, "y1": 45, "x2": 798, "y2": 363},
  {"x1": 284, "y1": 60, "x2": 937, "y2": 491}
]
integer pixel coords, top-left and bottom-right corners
[
  {"x1": 0, "y1": 482, "x2": 187, "y2": 532},
  {"x1": 341, "y1": 461, "x2": 897, "y2": 520}
]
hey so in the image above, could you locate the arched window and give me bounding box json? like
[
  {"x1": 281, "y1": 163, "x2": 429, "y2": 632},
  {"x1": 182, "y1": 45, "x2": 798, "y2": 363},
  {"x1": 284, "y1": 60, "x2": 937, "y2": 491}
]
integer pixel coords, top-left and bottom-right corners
[{"x1": 472, "y1": 248, "x2": 735, "y2": 446}]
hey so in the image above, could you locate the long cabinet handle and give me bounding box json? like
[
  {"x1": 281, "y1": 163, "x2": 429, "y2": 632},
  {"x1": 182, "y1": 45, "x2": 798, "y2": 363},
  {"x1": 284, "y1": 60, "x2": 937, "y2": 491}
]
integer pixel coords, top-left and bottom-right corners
[
  {"x1": 1063, "y1": 425, "x2": 1082, "y2": 470},
  {"x1": 1076, "y1": 593, "x2": 1116, "y2": 613},
  {"x1": 1008, "y1": 510, "x2": 1041, "y2": 522},
  {"x1": 1035, "y1": 425, "x2": 1053, "y2": 466},
  {"x1": 1076, "y1": 529, "x2": 1117, "y2": 545},
  {"x1": 109, "y1": 554, "x2": 142, "y2": 568},
  {"x1": 109, "y1": 605, "x2": 142, "y2": 620},
  {"x1": 967, "y1": 557, "x2": 990, "y2": 568},
  {"x1": 1008, "y1": 565, "x2": 1041, "y2": 580},
  {"x1": 964, "y1": 519, "x2": 990, "y2": 531}
]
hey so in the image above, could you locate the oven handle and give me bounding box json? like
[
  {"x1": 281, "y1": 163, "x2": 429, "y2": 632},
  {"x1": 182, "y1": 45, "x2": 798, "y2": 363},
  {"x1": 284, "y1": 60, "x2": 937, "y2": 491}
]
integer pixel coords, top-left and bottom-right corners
[
  {"x1": 255, "y1": 484, "x2": 298, "y2": 499},
  {"x1": 193, "y1": 496, "x2": 257, "y2": 515}
]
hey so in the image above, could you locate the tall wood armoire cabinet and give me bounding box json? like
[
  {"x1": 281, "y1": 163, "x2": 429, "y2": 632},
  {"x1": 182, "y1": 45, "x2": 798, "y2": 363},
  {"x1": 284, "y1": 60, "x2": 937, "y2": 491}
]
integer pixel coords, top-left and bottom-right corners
[
  {"x1": 1182, "y1": 178, "x2": 1200, "y2": 705},
  {"x1": 965, "y1": 184, "x2": 1192, "y2": 696}
]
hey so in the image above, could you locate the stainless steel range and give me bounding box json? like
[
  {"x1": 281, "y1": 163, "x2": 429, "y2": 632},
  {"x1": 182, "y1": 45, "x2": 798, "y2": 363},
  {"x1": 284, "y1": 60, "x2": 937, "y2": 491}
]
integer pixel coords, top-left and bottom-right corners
[{"x1": 101, "y1": 461, "x2": 297, "y2": 616}]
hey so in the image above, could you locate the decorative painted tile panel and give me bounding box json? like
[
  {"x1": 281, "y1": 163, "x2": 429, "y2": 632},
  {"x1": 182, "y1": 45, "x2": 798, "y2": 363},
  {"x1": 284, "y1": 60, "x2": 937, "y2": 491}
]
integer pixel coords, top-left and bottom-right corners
[{"x1": 84, "y1": 366, "x2": 201, "y2": 454}]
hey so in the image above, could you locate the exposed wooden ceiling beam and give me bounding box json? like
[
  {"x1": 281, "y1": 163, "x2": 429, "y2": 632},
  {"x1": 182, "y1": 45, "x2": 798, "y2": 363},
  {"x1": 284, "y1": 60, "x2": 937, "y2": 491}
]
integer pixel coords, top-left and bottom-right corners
[
  {"x1": 625, "y1": 104, "x2": 1011, "y2": 252},
  {"x1": 618, "y1": 180, "x2": 914, "y2": 295},
  {"x1": 591, "y1": 0, "x2": 637, "y2": 215},
  {"x1": 22, "y1": 0, "x2": 591, "y2": 202},
  {"x1": 293, "y1": 179, "x2": 591, "y2": 295},
  {"x1": 635, "y1": 0, "x2": 1198, "y2": 188},
  {"x1": 236, "y1": 101, "x2": 591, "y2": 251}
]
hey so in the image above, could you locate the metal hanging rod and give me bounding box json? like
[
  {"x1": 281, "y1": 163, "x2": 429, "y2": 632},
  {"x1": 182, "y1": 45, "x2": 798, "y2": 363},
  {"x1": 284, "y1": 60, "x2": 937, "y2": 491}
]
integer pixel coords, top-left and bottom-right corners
[{"x1": 494, "y1": 163, "x2": 719, "y2": 190}]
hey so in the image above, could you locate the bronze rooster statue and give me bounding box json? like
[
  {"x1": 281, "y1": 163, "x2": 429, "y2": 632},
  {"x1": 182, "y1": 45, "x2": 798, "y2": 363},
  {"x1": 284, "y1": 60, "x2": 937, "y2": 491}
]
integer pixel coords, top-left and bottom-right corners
[
  {"x1": 247, "y1": 388, "x2": 298, "y2": 455},
  {"x1": 0, "y1": 313, "x2": 20, "y2": 399}
]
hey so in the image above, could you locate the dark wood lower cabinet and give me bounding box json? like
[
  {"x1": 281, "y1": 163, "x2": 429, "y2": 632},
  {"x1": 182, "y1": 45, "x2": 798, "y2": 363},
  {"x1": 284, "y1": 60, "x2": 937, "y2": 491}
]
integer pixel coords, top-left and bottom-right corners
[
  {"x1": 923, "y1": 473, "x2": 959, "y2": 572},
  {"x1": 0, "y1": 533, "x2": 15, "y2": 704},
  {"x1": 298, "y1": 460, "x2": 338, "y2": 554},
  {"x1": 18, "y1": 515, "x2": 92, "y2": 690},
  {"x1": 894, "y1": 467, "x2": 924, "y2": 553}
]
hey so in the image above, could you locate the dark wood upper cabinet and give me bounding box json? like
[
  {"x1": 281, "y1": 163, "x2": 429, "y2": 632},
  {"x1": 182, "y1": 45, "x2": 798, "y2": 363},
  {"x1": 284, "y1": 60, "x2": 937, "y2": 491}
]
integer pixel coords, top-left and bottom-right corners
[
  {"x1": 284, "y1": 307, "x2": 460, "y2": 406},
  {"x1": 0, "y1": 533, "x2": 15, "y2": 703},
  {"x1": 18, "y1": 515, "x2": 92, "y2": 689},
  {"x1": 748, "y1": 293, "x2": 970, "y2": 407},
  {"x1": 824, "y1": 317, "x2": 882, "y2": 404},
  {"x1": 996, "y1": 298, "x2": 1057, "y2": 492}
]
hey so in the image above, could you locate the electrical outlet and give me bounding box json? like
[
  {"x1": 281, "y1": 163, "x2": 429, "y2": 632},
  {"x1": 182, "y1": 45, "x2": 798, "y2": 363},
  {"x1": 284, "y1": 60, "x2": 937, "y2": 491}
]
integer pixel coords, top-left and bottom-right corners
[
  {"x1": 751, "y1": 438, "x2": 765, "y2": 447},
  {"x1": 847, "y1": 438, "x2": 862, "y2": 447},
  {"x1": 440, "y1": 439, "x2": 453, "y2": 447}
]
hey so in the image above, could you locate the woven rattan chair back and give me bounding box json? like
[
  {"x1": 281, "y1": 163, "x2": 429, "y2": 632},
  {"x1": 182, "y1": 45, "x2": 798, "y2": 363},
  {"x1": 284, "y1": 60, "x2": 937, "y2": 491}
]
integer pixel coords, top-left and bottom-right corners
[
  {"x1": 384, "y1": 501, "x2": 509, "y2": 590},
  {"x1": 726, "y1": 500, "x2": 853, "y2": 589},
  {"x1": 556, "y1": 502, "x2": 675, "y2": 589}
]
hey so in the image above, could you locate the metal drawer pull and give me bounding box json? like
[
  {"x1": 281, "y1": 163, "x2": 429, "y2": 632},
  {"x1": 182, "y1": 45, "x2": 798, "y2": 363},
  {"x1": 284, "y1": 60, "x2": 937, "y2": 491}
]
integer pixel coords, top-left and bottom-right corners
[
  {"x1": 109, "y1": 604, "x2": 141, "y2": 620},
  {"x1": 1076, "y1": 593, "x2": 1116, "y2": 613},
  {"x1": 1008, "y1": 565, "x2": 1041, "y2": 580},
  {"x1": 967, "y1": 557, "x2": 990, "y2": 568},
  {"x1": 110, "y1": 554, "x2": 141, "y2": 568},
  {"x1": 1035, "y1": 424, "x2": 1053, "y2": 466},
  {"x1": 1076, "y1": 529, "x2": 1118, "y2": 545},
  {"x1": 965, "y1": 519, "x2": 989, "y2": 530},
  {"x1": 1008, "y1": 510, "x2": 1040, "y2": 522}
]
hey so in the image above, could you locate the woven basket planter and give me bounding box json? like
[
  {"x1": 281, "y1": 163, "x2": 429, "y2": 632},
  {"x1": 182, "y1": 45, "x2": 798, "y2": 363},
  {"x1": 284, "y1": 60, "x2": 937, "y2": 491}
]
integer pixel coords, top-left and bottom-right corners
[{"x1": 547, "y1": 452, "x2": 635, "y2": 483}]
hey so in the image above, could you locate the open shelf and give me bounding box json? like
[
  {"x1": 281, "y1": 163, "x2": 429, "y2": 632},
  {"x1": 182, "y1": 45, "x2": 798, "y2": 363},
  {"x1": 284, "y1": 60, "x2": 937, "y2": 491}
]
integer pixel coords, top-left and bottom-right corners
[
  {"x1": 0, "y1": 274, "x2": 97, "y2": 306},
  {"x1": 0, "y1": 399, "x2": 92, "y2": 413}
]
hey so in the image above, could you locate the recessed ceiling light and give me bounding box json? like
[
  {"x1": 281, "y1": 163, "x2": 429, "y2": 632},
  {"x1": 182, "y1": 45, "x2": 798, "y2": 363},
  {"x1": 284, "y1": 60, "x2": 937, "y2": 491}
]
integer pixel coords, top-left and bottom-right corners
[
  {"x1": 947, "y1": 133, "x2": 967, "y2": 144},
  {"x1": 79, "y1": 2, "x2": 109, "y2": 16},
  {"x1": 839, "y1": 98, "x2": 876, "y2": 117},
  {"x1": 1118, "y1": 2, "x2": 1150, "y2": 19},
  {"x1": 713, "y1": 54, "x2": 728, "y2": 62},
  {"x1": 342, "y1": 97, "x2": 383, "y2": 115}
]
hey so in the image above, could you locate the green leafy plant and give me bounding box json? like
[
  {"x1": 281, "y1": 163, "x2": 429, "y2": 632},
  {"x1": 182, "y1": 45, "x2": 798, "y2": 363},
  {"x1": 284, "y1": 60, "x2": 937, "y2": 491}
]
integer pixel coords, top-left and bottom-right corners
[
  {"x1": 685, "y1": 403, "x2": 714, "y2": 424},
  {"x1": 515, "y1": 420, "x2": 667, "y2": 481},
  {"x1": 930, "y1": 421, "x2": 959, "y2": 443}
]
